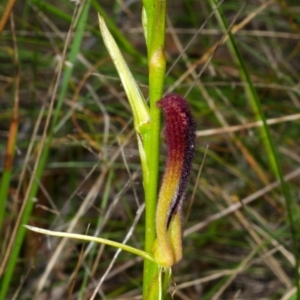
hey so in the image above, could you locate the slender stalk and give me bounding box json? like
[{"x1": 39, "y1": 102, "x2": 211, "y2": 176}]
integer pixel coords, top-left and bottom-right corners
[{"x1": 142, "y1": 0, "x2": 167, "y2": 298}]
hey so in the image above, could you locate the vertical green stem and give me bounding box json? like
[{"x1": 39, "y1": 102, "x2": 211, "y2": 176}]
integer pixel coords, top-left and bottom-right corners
[{"x1": 142, "y1": 0, "x2": 167, "y2": 298}]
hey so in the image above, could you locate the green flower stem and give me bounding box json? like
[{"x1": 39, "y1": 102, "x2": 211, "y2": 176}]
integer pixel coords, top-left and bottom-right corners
[
  {"x1": 142, "y1": 0, "x2": 167, "y2": 298},
  {"x1": 98, "y1": 9, "x2": 166, "y2": 296}
]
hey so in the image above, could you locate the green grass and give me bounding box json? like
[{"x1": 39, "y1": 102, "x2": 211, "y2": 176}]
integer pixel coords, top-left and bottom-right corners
[{"x1": 1, "y1": 0, "x2": 300, "y2": 299}]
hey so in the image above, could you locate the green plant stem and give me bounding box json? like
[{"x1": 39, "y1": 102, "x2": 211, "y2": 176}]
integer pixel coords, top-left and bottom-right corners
[{"x1": 142, "y1": 0, "x2": 167, "y2": 298}]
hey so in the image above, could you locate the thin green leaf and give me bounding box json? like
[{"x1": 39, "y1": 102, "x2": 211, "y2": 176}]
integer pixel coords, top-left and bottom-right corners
[
  {"x1": 98, "y1": 14, "x2": 150, "y2": 135},
  {"x1": 24, "y1": 225, "x2": 155, "y2": 263}
]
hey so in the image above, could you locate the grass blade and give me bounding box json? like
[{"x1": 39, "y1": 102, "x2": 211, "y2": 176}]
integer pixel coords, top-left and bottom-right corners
[
  {"x1": 0, "y1": 1, "x2": 91, "y2": 298},
  {"x1": 209, "y1": 1, "x2": 300, "y2": 297}
]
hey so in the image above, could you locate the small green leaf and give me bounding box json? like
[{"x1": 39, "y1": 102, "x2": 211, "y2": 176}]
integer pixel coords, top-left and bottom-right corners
[
  {"x1": 98, "y1": 14, "x2": 150, "y2": 135},
  {"x1": 24, "y1": 225, "x2": 155, "y2": 263}
]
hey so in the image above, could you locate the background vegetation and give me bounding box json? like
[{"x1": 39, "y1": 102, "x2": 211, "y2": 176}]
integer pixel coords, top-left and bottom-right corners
[{"x1": 1, "y1": 0, "x2": 300, "y2": 299}]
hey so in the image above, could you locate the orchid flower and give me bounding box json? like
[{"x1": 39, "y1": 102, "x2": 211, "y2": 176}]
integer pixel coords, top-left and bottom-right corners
[{"x1": 153, "y1": 93, "x2": 196, "y2": 267}]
